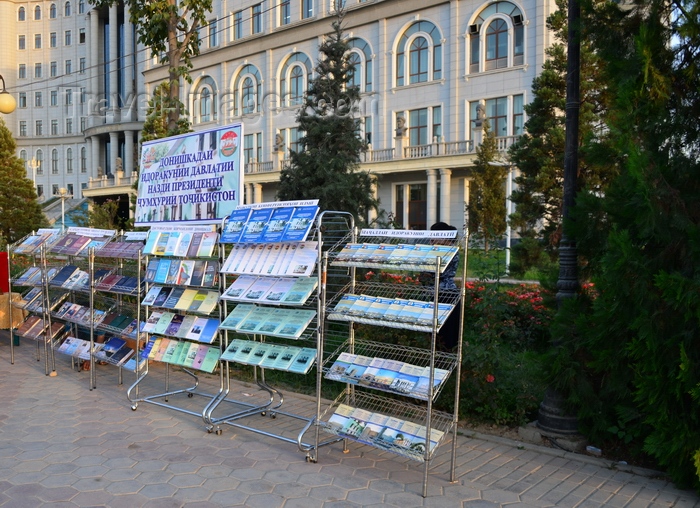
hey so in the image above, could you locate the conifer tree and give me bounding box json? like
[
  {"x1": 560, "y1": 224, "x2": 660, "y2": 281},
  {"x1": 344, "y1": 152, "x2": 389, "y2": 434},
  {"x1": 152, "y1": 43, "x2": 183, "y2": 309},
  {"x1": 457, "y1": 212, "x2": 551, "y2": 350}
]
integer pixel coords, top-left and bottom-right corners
[
  {"x1": 277, "y1": 9, "x2": 378, "y2": 223},
  {"x1": 0, "y1": 118, "x2": 48, "y2": 245}
]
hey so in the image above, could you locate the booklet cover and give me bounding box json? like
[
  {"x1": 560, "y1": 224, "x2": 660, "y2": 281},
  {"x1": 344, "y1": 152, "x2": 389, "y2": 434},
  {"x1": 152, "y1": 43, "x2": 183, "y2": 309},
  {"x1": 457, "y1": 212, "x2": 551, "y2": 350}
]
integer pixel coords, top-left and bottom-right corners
[
  {"x1": 163, "y1": 287, "x2": 186, "y2": 309},
  {"x1": 284, "y1": 241, "x2": 318, "y2": 277},
  {"x1": 237, "y1": 307, "x2": 275, "y2": 334},
  {"x1": 260, "y1": 243, "x2": 286, "y2": 276},
  {"x1": 269, "y1": 244, "x2": 292, "y2": 276},
  {"x1": 287, "y1": 347, "x2": 317, "y2": 374},
  {"x1": 174, "y1": 231, "x2": 193, "y2": 258},
  {"x1": 273, "y1": 309, "x2": 316, "y2": 339},
  {"x1": 222, "y1": 275, "x2": 258, "y2": 300},
  {"x1": 263, "y1": 277, "x2": 297, "y2": 304},
  {"x1": 153, "y1": 232, "x2": 171, "y2": 256},
  {"x1": 327, "y1": 352, "x2": 356, "y2": 381},
  {"x1": 242, "y1": 277, "x2": 277, "y2": 302},
  {"x1": 173, "y1": 288, "x2": 198, "y2": 311},
  {"x1": 165, "y1": 260, "x2": 181, "y2": 285},
  {"x1": 388, "y1": 363, "x2": 424, "y2": 395},
  {"x1": 249, "y1": 243, "x2": 278, "y2": 275},
  {"x1": 194, "y1": 291, "x2": 219, "y2": 315},
  {"x1": 202, "y1": 261, "x2": 219, "y2": 287},
  {"x1": 198, "y1": 346, "x2": 221, "y2": 373},
  {"x1": 280, "y1": 277, "x2": 318, "y2": 305},
  {"x1": 231, "y1": 341, "x2": 256, "y2": 364},
  {"x1": 185, "y1": 317, "x2": 209, "y2": 342},
  {"x1": 163, "y1": 231, "x2": 181, "y2": 257},
  {"x1": 272, "y1": 346, "x2": 301, "y2": 371},
  {"x1": 153, "y1": 259, "x2": 171, "y2": 284},
  {"x1": 174, "y1": 315, "x2": 198, "y2": 339},
  {"x1": 344, "y1": 355, "x2": 373, "y2": 384},
  {"x1": 221, "y1": 244, "x2": 246, "y2": 273},
  {"x1": 282, "y1": 205, "x2": 319, "y2": 242},
  {"x1": 258, "y1": 344, "x2": 288, "y2": 369},
  {"x1": 176, "y1": 260, "x2": 195, "y2": 286},
  {"x1": 239, "y1": 244, "x2": 266, "y2": 274},
  {"x1": 220, "y1": 304, "x2": 256, "y2": 329},
  {"x1": 220, "y1": 208, "x2": 253, "y2": 244},
  {"x1": 219, "y1": 339, "x2": 247, "y2": 362},
  {"x1": 152, "y1": 312, "x2": 176, "y2": 335},
  {"x1": 189, "y1": 260, "x2": 206, "y2": 287},
  {"x1": 196, "y1": 232, "x2": 219, "y2": 258},
  {"x1": 143, "y1": 231, "x2": 161, "y2": 255},
  {"x1": 186, "y1": 232, "x2": 204, "y2": 258},
  {"x1": 261, "y1": 207, "x2": 295, "y2": 243},
  {"x1": 197, "y1": 319, "x2": 220, "y2": 344},
  {"x1": 253, "y1": 308, "x2": 288, "y2": 335},
  {"x1": 246, "y1": 342, "x2": 272, "y2": 366},
  {"x1": 240, "y1": 208, "x2": 273, "y2": 243}
]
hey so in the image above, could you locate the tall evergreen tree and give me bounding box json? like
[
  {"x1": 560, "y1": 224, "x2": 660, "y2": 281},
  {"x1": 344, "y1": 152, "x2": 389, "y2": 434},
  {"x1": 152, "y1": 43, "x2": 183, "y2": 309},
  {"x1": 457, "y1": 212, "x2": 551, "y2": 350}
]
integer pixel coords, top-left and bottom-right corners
[
  {"x1": 550, "y1": 0, "x2": 700, "y2": 491},
  {"x1": 277, "y1": 9, "x2": 378, "y2": 223},
  {"x1": 468, "y1": 122, "x2": 507, "y2": 252},
  {"x1": 141, "y1": 82, "x2": 192, "y2": 143},
  {"x1": 508, "y1": 0, "x2": 615, "y2": 263},
  {"x1": 0, "y1": 118, "x2": 48, "y2": 245}
]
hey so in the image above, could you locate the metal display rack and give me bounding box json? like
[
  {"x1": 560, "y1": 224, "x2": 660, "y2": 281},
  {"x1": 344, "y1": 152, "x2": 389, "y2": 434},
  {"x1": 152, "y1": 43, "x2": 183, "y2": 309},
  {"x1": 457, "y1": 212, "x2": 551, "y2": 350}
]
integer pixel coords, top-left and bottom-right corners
[
  {"x1": 313, "y1": 227, "x2": 466, "y2": 497},
  {"x1": 127, "y1": 225, "x2": 225, "y2": 419}
]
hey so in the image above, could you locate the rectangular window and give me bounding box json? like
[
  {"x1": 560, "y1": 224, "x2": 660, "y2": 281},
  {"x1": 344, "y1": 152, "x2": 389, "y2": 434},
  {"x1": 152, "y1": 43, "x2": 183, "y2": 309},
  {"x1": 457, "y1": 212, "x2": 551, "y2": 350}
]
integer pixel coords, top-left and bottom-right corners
[
  {"x1": 486, "y1": 97, "x2": 508, "y2": 136},
  {"x1": 280, "y1": 0, "x2": 290, "y2": 25},
  {"x1": 66, "y1": 118, "x2": 73, "y2": 134},
  {"x1": 66, "y1": 89, "x2": 73, "y2": 105},
  {"x1": 50, "y1": 61, "x2": 57, "y2": 76},
  {"x1": 34, "y1": 92, "x2": 42, "y2": 107},
  {"x1": 79, "y1": 28, "x2": 85, "y2": 44},
  {"x1": 513, "y1": 94, "x2": 524, "y2": 135},
  {"x1": 19, "y1": 64, "x2": 26, "y2": 79},
  {"x1": 244, "y1": 134, "x2": 254, "y2": 164},
  {"x1": 67, "y1": 157, "x2": 73, "y2": 173},
  {"x1": 34, "y1": 33, "x2": 41, "y2": 49},
  {"x1": 208, "y1": 19, "x2": 217, "y2": 47},
  {"x1": 52, "y1": 184, "x2": 59, "y2": 196},
  {"x1": 80, "y1": 88, "x2": 86, "y2": 104},
  {"x1": 19, "y1": 35, "x2": 25, "y2": 50},
  {"x1": 65, "y1": 60, "x2": 72, "y2": 74},
  {"x1": 79, "y1": 57, "x2": 85, "y2": 73},
  {"x1": 51, "y1": 119, "x2": 58, "y2": 135},
  {"x1": 19, "y1": 121, "x2": 27, "y2": 137},
  {"x1": 18, "y1": 93, "x2": 27, "y2": 108},
  {"x1": 364, "y1": 116, "x2": 372, "y2": 145},
  {"x1": 256, "y1": 132, "x2": 262, "y2": 162},
  {"x1": 67, "y1": 184, "x2": 73, "y2": 196},
  {"x1": 252, "y1": 4, "x2": 262, "y2": 34},
  {"x1": 51, "y1": 90, "x2": 57, "y2": 106},
  {"x1": 50, "y1": 32, "x2": 57, "y2": 47},
  {"x1": 65, "y1": 30, "x2": 71, "y2": 46},
  {"x1": 81, "y1": 149, "x2": 87, "y2": 171},
  {"x1": 35, "y1": 120, "x2": 43, "y2": 136},
  {"x1": 35, "y1": 63, "x2": 42, "y2": 78},
  {"x1": 432, "y1": 106, "x2": 442, "y2": 141},
  {"x1": 80, "y1": 117, "x2": 86, "y2": 132},
  {"x1": 233, "y1": 11, "x2": 242, "y2": 39},
  {"x1": 302, "y1": 0, "x2": 313, "y2": 19},
  {"x1": 409, "y1": 108, "x2": 429, "y2": 146},
  {"x1": 288, "y1": 127, "x2": 301, "y2": 153},
  {"x1": 37, "y1": 185, "x2": 44, "y2": 198}
]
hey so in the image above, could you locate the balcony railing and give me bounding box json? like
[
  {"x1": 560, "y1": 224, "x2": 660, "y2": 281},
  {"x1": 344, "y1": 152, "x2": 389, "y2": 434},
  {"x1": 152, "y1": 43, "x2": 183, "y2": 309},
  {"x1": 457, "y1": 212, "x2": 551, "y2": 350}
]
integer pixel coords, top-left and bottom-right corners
[
  {"x1": 86, "y1": 172, "x2": 138, "y2": 189},
  {"x1": 245, "y1": 161, "x2": 275, "y2": 174}
]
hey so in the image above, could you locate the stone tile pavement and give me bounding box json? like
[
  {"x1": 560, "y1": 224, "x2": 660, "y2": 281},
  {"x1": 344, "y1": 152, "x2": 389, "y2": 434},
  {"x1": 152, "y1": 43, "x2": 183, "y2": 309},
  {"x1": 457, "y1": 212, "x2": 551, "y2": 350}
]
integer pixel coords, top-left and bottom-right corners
[{"x1": 1, "y1": 332, "x2": 699, "y2": 508}]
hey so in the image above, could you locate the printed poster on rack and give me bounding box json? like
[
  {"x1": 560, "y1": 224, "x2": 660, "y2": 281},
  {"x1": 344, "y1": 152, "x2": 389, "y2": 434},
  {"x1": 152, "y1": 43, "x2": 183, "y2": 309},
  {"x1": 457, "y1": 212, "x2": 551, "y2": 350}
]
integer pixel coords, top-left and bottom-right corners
[{"x1": 135, "y1": 123, "x2": 244, "y2": 226}]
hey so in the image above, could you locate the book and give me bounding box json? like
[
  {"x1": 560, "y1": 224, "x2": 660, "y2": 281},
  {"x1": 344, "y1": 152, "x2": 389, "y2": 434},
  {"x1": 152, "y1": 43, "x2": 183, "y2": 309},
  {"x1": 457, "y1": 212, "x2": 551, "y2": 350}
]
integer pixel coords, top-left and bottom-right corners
[
  {"x1": 383, "y1": 299, "x2": 407, "y2": 322},
  {"x1": 14, "y1": 266, "x2": 43, "y2": 285},
  {"x1": 173, "y1": 341, "x2": 191, "y2": 365},
  {"x1": 49, "y1": 265, "x2": 80, "y2": 287},
  {"x1": 196, "y1": 232, "x2": 218, "y2": 258},
  {"x1": 173, "y1": 288, "x2": 198, "y2": 311},
  {"x1": 164, "y1": 314, "x2": 185, "y2": 336},
  {"x1": 163, "y1": 287, "x2": 185, "y2": 309},
  {"x1": 197, "y1": 319, "x2": 220, "y2": 344},
  {"x1": 187, "y1": 290, "x2": 208, "y2": 313},
  {"x1": 240, "y1": 208, "x2": 273, "y2": 243},
  {"x1": 165, "y1": 260, "x2": 181, "y2": 285},
  {"x1": 142, "y1": 231, "x2": 161, "y2": 255},
  {"x1": 189, "y1": 260, "x2": 206, "y2": 287},
  {"x1": 174, "y1": 232, "x2": 193, "y2": 258},
  {"x1": 109, "y1": 345, "x2": 134, "y2": 366},
  {"x1": 220, "y1": 304, "x2": 256, "y2": 329},
  {"x1": 174, "y1": 315, "x2": 198, "y2": 339},
  {"x1": 246, "y1": 342, "x2": 272, "y2": 366},
  {"x1": 176, "y1": 260, "x2": 195, "y2": 286},
  {"x1": 365, "y1": 296, "x2": 393, "y2": 321},
  {"x1": 144, "y1": 259, "x2": 160, "y2": 282},
  {"x1": 263, "y1": 277, "x2": 297, "y2": 304},
  {"x1": 260, "y1": 344, "x2": 291, "y2": 369},
  {"x1": 359, "y1": 412, "x2": 390, "y2": 444},
  {"x1": 219, "y1": 339, "x2": 247, "y2": 362},
  {"x1": 186, "y1": 232, "x2": 204, "y2": 258},
  {"x1": 287, "y1": 347, "x2": 317, "y2": 374},
  {"x1": 354, "y1": 243, "x2": 380, "y2": 263},
  {"x1": 222, "y1": 275, "x2": 258, "y2": 300},
  {"x1": 280, "y1": 277, "x2": 318, "y2": 305},
  {"x1": 202, "y1": 261, "x2": 218, "y2": 287},
  {"x1": 375, "y1": 416, "x2": 406, "y2": 449},
  {"x1": 95, "y1": 336, "x2": 126, "y2": 361},
  {"x1": 153, "y1": 232, "x2": 170, "y2": 256},
  {"x1": 141, "y1": 286, "x2": 164, "y2": 307},
  {"x1": 185, "y1": 317, "x2": 210, "y2": 342},
  {"x1": 194, "y1": 291, "x2": 219, "y2": 315},
  {"x1": 220, "y1": 208, "x2": 253, "y2": 243},
  {"x1": 341, "y1": 408, "x2": 373, "y2": 439},
  {"x1": 284, "y1": 241, "x2": 318, "y2": 277},
  {"x1": 153, "y1": 259, "x2": 171, "y2": 284},
  {"x1": 386, "y1": 244, "x2": 414, "y2": 265},
  {"x1": 190, "y1": 344, "x2": 210, "y2": 369},
  {"x1": 366, "y1": 243, "x2": 398, "y2": 264},
  {"x1": 327, "y1": 352, "x2": 356, "y2": 381},
  {"x1": 140, "y1": 336, "x2": 159, "y2": 359},
  {"x1": 242, "y1": 277, "x2": 277, "y2": 302},
  {"x1": 163, "y1": 231, "x2": 181, "y2": 257},
  {"x1": 261, "y1": 206, "x2": 295, "y2": 243},
  {"x1": 274, "y1": 309, "x2": 316, "y2": 339},
  {"x1": 16, "y1": 287, "x2": 43, "y2": 309},
  {"x1": 151, "y1": 287, "x2": 172, "y2": 308},
  {"x1": 282, "y1": 205, "x2": 319, "y2": 242},
  {"x1": 198, "y1": 346, "x2": 221, "y2": 373},
  {"x1": 152, "y1": 312, "x2": 176, "y2": 335},
  {"x1": 272, "y1": 346, "x2": 301, "y2": 371},
  {"x1": 329, "y1": 294, "x2": 361, "y2": 318}
]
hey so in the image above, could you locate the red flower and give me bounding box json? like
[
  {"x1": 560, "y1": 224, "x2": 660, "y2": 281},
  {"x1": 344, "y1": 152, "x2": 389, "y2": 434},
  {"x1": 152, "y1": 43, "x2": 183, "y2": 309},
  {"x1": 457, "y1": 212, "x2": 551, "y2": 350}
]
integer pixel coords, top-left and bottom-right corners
[{"x1": 485, "y1": 374, "x2": 495, "y2": 383}]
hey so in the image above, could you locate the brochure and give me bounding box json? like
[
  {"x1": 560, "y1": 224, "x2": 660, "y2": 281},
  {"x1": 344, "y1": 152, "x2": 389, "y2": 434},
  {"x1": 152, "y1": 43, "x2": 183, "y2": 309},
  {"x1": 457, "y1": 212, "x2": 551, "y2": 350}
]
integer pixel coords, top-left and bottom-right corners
[
  {"x1": 273, "y1": 309, "x2": 316, "y2": 339},
  {"x1": 174, "y1": 231, "x2": 194, "y2": 258},
  {"x1": 196, "y1": 232, "x2": 219, "y2": 258},
  {"x1": 284, "y1": 241, "x2": 318, "y2": 277},
  {"x1": 220, "y1": 208, "x2": 253, "y2": 243},
  {"x1": 281, "y1": 205, "x2": 319, "y2": 242},
  {"x1": 262, "y1": 277, "x2": 297, "y2": 304},
  {"x1": 220, "y1": 304, "x2": 256, "y2": 329},
  {"x1": 272, "y1": 346, "x2": 301, "y2": 371},
  {"x1": 286, "y1": 347, "x2": 317, "y2": 374},
  {"x1": 219, "y1": 339, "x2": 247, "y2": 362},
  {"x1": 240, "y1": 208, "x2": 273, "y2": 243},
  {"x1": 260, "y1": 206, "x2": 295, "y2": 243},
  {"x1": 280, "y1": 277, "x2": 318, "y2": 305},
  {"x1": 222, "y1": 275, "x2": 258, "y2": 300}
]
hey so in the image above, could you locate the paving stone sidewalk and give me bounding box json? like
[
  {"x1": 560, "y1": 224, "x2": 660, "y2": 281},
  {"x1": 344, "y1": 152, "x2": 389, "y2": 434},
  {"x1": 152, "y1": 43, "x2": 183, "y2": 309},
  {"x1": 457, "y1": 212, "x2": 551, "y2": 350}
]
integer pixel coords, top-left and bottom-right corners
[{"x1": 0, "y1": 333, "x2": 698, "y2": 508}]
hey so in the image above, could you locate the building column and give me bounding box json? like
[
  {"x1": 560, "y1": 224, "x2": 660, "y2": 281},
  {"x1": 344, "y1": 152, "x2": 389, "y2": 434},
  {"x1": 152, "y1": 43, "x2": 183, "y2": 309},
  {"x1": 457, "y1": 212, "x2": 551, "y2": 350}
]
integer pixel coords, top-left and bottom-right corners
[
  {"x1": 253, "y1": 183, "x2": 263, "y2": 203},
  {"x1": 89, "y1": 9, "x2": 99, "y2": 126},
  {"x1": 122, "y1": 4, "x2": 134, "y2": 121},
  {"x1": 91, "y1": 135, "x2": 100, "y2": 177},
  {"x1": 108, "y1": 4, "x2": 119, "y2": 121},
  {"x1": 245, "y1": 183, "x2": 253, "y2": 204},
  {"x1": 439, "y1": 168, "x2": 452, "y2": 225},
  {"x1": 124, "y1": 130, "x2": 134, "y2": 177},
  {"x1": 368, "y1": 178, "x2": 378, "y2": 225},
  {"x1": 426, "y1": 169, "x2": 438, "y2": 227},
  {"x1": 109, "y1": 132, "x2": 119, "y2": 176}
]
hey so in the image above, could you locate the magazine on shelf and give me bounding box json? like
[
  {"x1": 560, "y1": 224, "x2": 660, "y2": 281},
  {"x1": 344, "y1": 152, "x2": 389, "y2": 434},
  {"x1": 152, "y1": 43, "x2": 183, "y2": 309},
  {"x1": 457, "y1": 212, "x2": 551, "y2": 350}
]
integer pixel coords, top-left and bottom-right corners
[
  {"x1": 286, "y1": 347, "x2": 317, "y2": 374},
  {"x1": 51, "y1": 233, "x2": 91, "y2": 256},
  {"x1": 269, "y1": 244, "x2": 292, "y2": 276},
  {"x1": 240, "y1": 208, "x2": 273, "y2": 243},
  {"x1": 366, "y1": 243, "x2": 398, "y2": 264},
  {"x1": 231, "y1": 341, "x2": 256, "y2": 364},
  {"x1": 393, "y1": 420, "x2": 425, "y2": 450},
  {"x1": 140, "y1": 336, "x2": 158, "y2": 359},
  {"x1": 16, "y1": 287, "x2": 43, "y2": 309},
  {"x1": 49, "y1": 265, "x2": 80, "y2": 287},
  {"x1": 194, "y1": 291, "x2": 219, "y2": 315},
  {"x1": 334, "y1": 243, "x2": 361, "y2": 264},
  {"x1": 181, "y1": 342, "x2": 201, "y2": 368},
  {"x1": 284, "y1": 241, "x2": 318, "y2": 277},
  {"x1": 222, "y1": 275, "x2": 258, "y2": 300},
  {"x1": 95, "y1": 336, "x2": 127, "y2": 361},
  {"x1": 221, "y1": 244, "x2": 246, "y2": 273},
  {"x1": 330, "y1": 294, "x2": 361, "y2": 317},
  {"x1": 382, "y1": 299, "x2": 407, "y2": 322},
  {"x1": 14, "y1": 266, "x2": 43, "y2": 285},
  {"x1": 197, "y1": 346, "x2": 220, "y2": 373},
  {"x1": 164, "y1": 314, "x2": 185, "y2": 336},
  {"x1": 220, "y1": 304, "x2": 256, "y2": 329},
  {"x1": 74, "y1": 340, "x2": 94, "y2": 360},
  {"x1": 388, "y1": 363, "x2": 424, "y2": 395},
  {"x1": 186, "y1": 290, "x2": 207, "y2": 312},
  {"x1": 144, "y1": 259, "x2": 159, "y2": 282},
  {"x1": 375, "y1": 416, "x2": 406, "y2": 449},
  {"x1": 249, "y1": 243, "x2": 278, "y2": 275},
  {"x1": 219, "y1": 339, "x2": 247, "y2": 362},
  {"x1": 220, "y1": 208, "x2": 253, "y2": 244},
  {"x1": 202, "y1": 261, "x2": 219, "y2": 287},
  {"x1": 160, "y1": 339, "x2": 181, "y2": 363},
  {"x1": 272, "y1": 309, "x2": 316, "y2": 339},
  {"x1": 241, "y1": 277, "x2": 277, "y2": 302},
  {"x1": 263, "y1": 277, "x2": 297, "y2": 304},
  {"x1": 141, "y1": 286, "x2": 164, "y2": 307},
  {"x1": 109, "y1": 345, "x2": 135, "y2": 366},
  {"x1": 163, "y1": 287, "x2": 185, "y2": 309},
  {"x1": 57, "y1": 336, "x2": 79, "y2": 355},
  {"x1": 423, "y1": 244, "x2": 458, "y2": 268},
  {"x1": 15, "y1": 231, "x2": 58, "y2": 254},
  {"x1": 386, "y1": 244, "x2": 414, "y2": 265},
  {"x1": 327, "y1": 352, "x2": 356, "y2": 381},
  {"x1": 260, "y1": 243, "x2": 286, "y2": 275},
  {"x1": 173, "y1": 288, "x2": 198, "y2": 311},
  {"x1": 151, "y1": 338, "x2": 171, "y2": 362},
  {"x1": 196, "y1": 232, "x2": 219, "y2": 258},
  {"x1": 165, "y1": 260, "x2": 181, "y2": 285},
  {"x1": 153, "y1": 259, "x2": 171, "y2": 284},
  {"x1": 153, "y1": 232, "x2": 170, "y2": 256},
  {"x1": 360, "y1": 412, "x2": 390, "y2": 444},
  {"x1": 151, "y1": 312, "x2": 176, "y2": 335},
  {"x1": 341, "y1": 408, "x2": 374, "y2": 440},
  {"x1": 413, "y1": 367, "x2": 450, "y2": 399},
  {"x1": 150, "y1": 287, "x2": 171, "y2": 308},
  {"x1": 253, "y1": 308, "x2": 288, "y2": 335},
  {"x1": 173, "y1": 231, "x2": 193, "y2": 258},
  {"x1": 63, "y1": 269, "x2": 89, "y2": 290},
  {"x1": 272, "y1": 346, "x2": 301, "y2": 371},
  {"x1": 343, "y1": 355, "x2": 373, "y2": 384},
  {"x1": 237, "y1": 307, "x2": 275, "y2": 334},
  {"x1": 281, "y1": 205, "x2": 319, "y2": 242},
  {"x1": 326, "y1": 404, "x2": 354, "y2": 433},
  {"x1": 280, "y1": 277, "x2": 318, "y2": 305},
  {"x1": 364, "y1": 296, "x2": 393, "y2": 321},
  {"x1": 176, "y1": 260, "x2": 195, "y2": 286},
  {"x1": 189, "y1": 260, "x2": 206, "y2": 286},
  {"x1": 354, "y1": 243, "x2": 380, "y2": 263},
  {"x1": 260, "y1": 206, "x2": 295, "y2": 243},
  {"x1": 351, "y1": 294, "x2": 375, "y2": 317},
  {"x1": 186, "y1": 232, "x2": 204, "y2": 258},
  {"x1": 246, "y1": 342, "x2": 272, "y2": 366},
  {"x1": 142, "y1": 231, "x2": 160, "y2": 255},
  {"x1": 401, "y1": 243, "x2": 434, "y2": 265},
  {"x1": 188, "y1": 344, "x2": 209, "y2": 369},
  {"x1": 397, "y1": 300, "x2": 431, "y2": 325},
  {"x1": 172, "y1": 341, "x2": 190, "y2": 365},
  {"x1": 197, "y1": 319, "x2": 220, "y2": 344},
  {"x1": 174, "y1": 315, "x2": 197, "y2": 339},
  {"x1": 163, "y1": 231, "x2": 181, "y2": 257},
  {"x1": 72, "y1": 307, "x2": 89, "y2": 323},
  {"x1": 239, "y1": 244, "x2": 266, "y2": 274}
]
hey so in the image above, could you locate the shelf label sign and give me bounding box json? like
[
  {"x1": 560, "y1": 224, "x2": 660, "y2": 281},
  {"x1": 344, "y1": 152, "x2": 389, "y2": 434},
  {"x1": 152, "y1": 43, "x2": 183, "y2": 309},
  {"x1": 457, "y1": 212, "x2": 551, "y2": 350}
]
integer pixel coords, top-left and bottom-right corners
[{"x1": 135, "y1": 123, "x2": 244, "y2": 226}]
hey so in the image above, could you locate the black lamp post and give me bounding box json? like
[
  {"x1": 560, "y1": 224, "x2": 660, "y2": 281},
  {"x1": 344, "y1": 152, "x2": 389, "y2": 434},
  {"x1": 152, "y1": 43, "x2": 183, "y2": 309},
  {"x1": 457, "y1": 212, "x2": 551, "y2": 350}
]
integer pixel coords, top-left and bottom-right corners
[{"x1": 537, "y1": 0, "x2": 581, "y2": 434}]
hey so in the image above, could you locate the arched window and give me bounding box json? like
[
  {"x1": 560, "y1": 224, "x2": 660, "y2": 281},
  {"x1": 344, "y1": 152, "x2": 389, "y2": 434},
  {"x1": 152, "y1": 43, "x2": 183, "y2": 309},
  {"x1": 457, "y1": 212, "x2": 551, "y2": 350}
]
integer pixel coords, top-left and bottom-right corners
[
  {"x1": 64, "y1": 1, "x2": 71, "y2": 16},
  {"x1": 396, "y1": 21, "x2": 442, "y2": 86},
  {"x1": 80, "y1": 147, "x2": 87, "y2": 172},
  {"x1": 35, "y1": 150, "x2": 44, "y2": 174},
  {"x1": 66, "y1": 148, "x2": 73, "y2": 173},
  {"x1": 193, "y1": 76, "x2": 217, "y2": 124},
  {"x1": 232, "y1": 64, "x2": 262, "y2": 117},
  {"x1": 50, "y1": 3, "x2": 56, "y2": 18},
  {"x1": 468, "y1": 1, "x2": 525, "y2": 74},
  {"x1": 18, "y1": 7, "x2": 25, "y2": 21},
  {"x1": 279, "y1": 52, "x2": 311, "y2": 107},
  {"x1": 19, "y1": 150, "x2": 27, "y2": 168},
  {"x1": 51, "y1": 149, "x2": 59, "y2": 174},
  {"x1": 34, "y1": 5, "x2": 41, "y2": 20},
  {"x1": 347, "y1": 38, "x2": 373, "y2": 92}
]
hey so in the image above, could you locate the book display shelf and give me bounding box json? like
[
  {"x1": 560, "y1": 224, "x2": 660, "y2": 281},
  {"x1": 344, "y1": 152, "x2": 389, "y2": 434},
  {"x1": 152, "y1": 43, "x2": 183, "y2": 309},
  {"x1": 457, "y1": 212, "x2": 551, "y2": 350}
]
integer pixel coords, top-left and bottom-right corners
[
  {"x1": 205, "y1": 202, "x2": 342, "y2": 451},
  {"x1": 127, "y1": 225, "x2": 224, "y2": 418},
  {"x1": 316, "y1": 228, "x2": 466, "y2": 497},
  {"x1": 8, "y1": 228, "x2": 63, "y2": 371}
]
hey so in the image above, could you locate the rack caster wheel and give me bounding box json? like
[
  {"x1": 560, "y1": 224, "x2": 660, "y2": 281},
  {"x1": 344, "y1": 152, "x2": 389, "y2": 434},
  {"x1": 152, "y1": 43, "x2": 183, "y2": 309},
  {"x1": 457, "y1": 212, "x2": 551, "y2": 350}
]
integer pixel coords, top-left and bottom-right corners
[
  {"x1": 207, "y1": 426, "x2": 214, "y2": 433},
  {"x1": 215, "y1": 428, "x2": 222, "y2": 436},
  {"x1": 188, "y1": 392, "x2": 194, "y2": 398},
  {"x1": 131, "y1": 404, "x2": 138, "y2": 411},
  {"x1": 261, "y1": 411, "x2": 266, "y2": 417},
  {"x1": 270, "y1": 412, "x2": 277, "y2": 419},
  {"x1": 305, "y1": 454, "x2": 317, "y2": 463}
]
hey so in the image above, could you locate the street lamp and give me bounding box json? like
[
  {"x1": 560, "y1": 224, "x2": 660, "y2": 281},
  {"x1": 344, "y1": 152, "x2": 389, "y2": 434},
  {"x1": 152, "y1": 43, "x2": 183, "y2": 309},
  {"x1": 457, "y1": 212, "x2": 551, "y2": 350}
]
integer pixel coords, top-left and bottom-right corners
[
  {"x1": 27, "y1": 157, "x2": 40, "y2": 199},
  {"x1": 488, "y1": 160, "x2": 514, "y2": 275},
  {"x1": 0, "y1": 75, "x2": 17, "y2": 114},
  {"x1": 55, "y1": 187, "x2": 72, "y2": 232}
]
